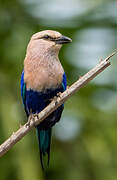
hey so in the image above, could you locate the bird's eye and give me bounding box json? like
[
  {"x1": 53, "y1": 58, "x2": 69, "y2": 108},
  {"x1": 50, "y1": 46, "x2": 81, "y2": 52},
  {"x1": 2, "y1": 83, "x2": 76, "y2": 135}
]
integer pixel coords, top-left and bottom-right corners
[{"x1": 43, "y1": 35, "x2": 51, "y2": 39}]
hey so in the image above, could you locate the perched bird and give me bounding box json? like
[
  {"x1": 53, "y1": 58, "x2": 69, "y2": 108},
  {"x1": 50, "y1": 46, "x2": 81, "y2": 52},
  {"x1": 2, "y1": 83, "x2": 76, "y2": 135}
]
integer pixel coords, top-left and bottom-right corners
[{"x1": 21, "y1": 30, "x2": 72, "y2": 168}]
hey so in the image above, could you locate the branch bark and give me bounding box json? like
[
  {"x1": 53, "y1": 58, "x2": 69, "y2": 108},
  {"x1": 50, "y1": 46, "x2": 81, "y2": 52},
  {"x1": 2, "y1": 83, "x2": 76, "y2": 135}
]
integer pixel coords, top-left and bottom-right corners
[{"x1": 0, "y1": 52, "x2": 115, "y2": 157}]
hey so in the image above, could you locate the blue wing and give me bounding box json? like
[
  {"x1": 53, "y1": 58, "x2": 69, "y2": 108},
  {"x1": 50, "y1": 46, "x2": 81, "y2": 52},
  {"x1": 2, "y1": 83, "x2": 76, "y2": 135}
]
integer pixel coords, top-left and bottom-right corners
[
  {"x1": 21, "y1": 71, "x2": 29, "y2": 116},
  {"x1": 21, "y1": 71, "x2": 25, "y2": 104},
  {"x1": 62, "y1": 72, "x2": 67, "y2": 91}
]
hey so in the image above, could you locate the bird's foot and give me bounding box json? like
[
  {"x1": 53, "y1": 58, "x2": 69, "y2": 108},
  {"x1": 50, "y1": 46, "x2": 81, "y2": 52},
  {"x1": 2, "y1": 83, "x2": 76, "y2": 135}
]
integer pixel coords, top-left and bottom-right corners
[
  {"x1": 57, "y1": 92, "x2": 62, "y2": 97},
  {"x1": 33, "y1": 113, "x2": 39, "y2": 119},
  {"x1": 26, "y1": 113, "x2": 35, "y2": 127},
  {"x1": 33, "y1": 113, "x2": 39, "y2": 127},
  {"x1": 50, "y1": 92, "x2": 62, "y2": 105},
  {"x1": 26, "y1": 113, "x2": 39, "y2": 128},
  {"x1": 54, "y1": 92, "x2": 62, "y2": 105}
]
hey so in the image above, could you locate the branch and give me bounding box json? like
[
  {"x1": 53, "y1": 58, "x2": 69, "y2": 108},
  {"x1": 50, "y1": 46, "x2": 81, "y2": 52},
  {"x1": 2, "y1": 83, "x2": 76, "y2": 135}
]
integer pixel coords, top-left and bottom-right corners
[{"x1": 0, "y1": 52, "x2": 116, "y2": 157}]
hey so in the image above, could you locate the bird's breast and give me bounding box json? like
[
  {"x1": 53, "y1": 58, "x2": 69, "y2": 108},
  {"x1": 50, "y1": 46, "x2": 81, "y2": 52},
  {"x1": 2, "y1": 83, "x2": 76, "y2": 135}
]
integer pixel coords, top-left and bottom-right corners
[{"x1": 24, "y1": 59, "x2": 64, "y2": 91}]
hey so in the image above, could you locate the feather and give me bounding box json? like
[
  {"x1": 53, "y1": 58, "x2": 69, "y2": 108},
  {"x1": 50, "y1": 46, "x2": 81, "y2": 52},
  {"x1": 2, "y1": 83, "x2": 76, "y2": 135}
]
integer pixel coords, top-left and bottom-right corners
[
  {"x1": 37, "y1": 128, "x2": 52, "y2": 169},
  {"x1": 20, "y1": 30, "x2": 72, "y2": 170},
  {"x1": 62, "y1": 72, "x2": 67, "y2": 90},
  {"x1": 21, "y1": 71, "x2": 67, "y2": 169},
  {"x1": 21, "y1": 71, "x2": 28, "y2": 116}
]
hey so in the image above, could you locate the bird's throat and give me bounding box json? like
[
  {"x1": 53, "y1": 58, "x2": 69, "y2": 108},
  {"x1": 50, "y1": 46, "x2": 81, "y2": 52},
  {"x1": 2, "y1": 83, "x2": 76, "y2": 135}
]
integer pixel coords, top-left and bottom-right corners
[{"x1": 24, "y1": 56, "x2": 64, "y2": 91}]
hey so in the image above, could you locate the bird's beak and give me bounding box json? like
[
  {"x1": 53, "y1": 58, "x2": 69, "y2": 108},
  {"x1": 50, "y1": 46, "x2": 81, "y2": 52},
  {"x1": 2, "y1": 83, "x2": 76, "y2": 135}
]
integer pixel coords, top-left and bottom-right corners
[{"x1": 55, "y1": 35, "x2": 72, "y2": 44}]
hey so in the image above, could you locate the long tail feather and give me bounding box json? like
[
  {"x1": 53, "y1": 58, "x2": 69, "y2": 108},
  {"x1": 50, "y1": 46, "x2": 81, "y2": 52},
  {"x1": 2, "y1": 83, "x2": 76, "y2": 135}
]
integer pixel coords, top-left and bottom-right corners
[{"x1": 37, "y1": 127, "x2": 52, "y2": 169}]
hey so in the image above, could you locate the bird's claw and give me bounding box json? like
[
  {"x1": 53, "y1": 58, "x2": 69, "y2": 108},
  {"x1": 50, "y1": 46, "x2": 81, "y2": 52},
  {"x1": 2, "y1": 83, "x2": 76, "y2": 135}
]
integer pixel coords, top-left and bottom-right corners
[
  {"x1": 26, "y1": 113, "x2": 39, "y2": 128},
  {"x1": 53, "y1": 92, "x2": 62, "y2": 105},
  {"x1": 57, "y1": 92, "x2": 62, "y2": 97},
  {"x1": 33, "y1": 113, "x2": 39, "y2": 119},
  {"x1": 33, "y1": 113, "x2": 39, "y2": 127},
  {"x1": 26, "y1": 113, "x2": 34, "y2": 127},
  {"x1": 26, "y1": 119, "x2": 31, "y2": 127}
]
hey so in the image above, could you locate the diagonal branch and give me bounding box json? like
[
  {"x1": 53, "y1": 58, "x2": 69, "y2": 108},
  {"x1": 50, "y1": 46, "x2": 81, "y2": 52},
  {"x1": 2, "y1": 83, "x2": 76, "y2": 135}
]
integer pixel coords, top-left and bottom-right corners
[{"x1": 0, "y1": 52, "x2": 116, "y2": 157}]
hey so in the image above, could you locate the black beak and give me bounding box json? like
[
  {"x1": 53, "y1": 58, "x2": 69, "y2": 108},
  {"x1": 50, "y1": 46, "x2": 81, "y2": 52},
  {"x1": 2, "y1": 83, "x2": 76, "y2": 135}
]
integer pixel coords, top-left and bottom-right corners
[{"x1": 55, "y1": 35, "x2": 72, "y2": 44}]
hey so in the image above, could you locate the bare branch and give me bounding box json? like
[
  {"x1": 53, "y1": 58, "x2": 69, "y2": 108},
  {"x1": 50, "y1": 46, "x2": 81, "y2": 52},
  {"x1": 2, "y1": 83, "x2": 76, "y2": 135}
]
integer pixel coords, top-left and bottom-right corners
[{"x1": 0, "y1": 52, "x2": 115, "y2": 157}]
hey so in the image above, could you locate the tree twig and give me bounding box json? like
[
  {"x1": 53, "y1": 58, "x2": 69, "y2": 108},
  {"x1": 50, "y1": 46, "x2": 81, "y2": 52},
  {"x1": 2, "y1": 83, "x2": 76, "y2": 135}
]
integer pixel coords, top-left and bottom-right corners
[{"x1": 0, "y1": 52, "x2": 116, "y2": 157}]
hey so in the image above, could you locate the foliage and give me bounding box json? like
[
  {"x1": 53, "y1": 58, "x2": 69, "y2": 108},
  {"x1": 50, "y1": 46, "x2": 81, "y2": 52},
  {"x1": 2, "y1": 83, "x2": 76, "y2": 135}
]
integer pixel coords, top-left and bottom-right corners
[{"x1": 0, "y1": 0, "x2": 117, "y2": 179}]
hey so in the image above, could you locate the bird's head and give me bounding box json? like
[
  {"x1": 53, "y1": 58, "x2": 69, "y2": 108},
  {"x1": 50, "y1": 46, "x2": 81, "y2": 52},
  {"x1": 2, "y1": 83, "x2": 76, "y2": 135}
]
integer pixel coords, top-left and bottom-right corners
[{"x1": 28, "y1": 30, "x2": 72, "y2": 55}]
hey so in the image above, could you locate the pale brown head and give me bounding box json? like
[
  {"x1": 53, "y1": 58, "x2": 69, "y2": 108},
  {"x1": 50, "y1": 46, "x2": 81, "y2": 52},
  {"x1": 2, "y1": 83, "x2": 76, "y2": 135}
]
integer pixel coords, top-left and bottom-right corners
[{"x1": 27, "y1": 30, "x2": 72, "y2": 55}]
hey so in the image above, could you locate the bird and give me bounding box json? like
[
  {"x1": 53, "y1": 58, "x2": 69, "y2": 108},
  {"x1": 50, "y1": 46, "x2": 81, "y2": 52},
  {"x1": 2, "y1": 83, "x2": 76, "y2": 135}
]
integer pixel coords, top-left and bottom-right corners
[{"x1": 20, "y1": 30, "x2": 72, "y2": 169}]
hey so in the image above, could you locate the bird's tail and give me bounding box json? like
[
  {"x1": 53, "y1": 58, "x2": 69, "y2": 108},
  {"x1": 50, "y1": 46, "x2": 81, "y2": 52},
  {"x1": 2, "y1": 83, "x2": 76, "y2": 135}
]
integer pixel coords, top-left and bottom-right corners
[{"x1": 37, "y1": 127, "x2": 52, "y2": 169}]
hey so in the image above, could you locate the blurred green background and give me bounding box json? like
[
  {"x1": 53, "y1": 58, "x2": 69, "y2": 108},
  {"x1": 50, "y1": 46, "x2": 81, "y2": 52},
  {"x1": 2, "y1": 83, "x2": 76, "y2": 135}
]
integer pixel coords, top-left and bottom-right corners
[{"x1": 0, "y1": 0, "x2": 117, "y2": 179}]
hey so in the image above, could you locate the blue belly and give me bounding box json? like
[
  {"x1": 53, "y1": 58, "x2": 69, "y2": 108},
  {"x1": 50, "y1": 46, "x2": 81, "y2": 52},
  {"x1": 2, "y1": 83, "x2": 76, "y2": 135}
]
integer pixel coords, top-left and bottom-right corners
[{"x1": 25, "y1": 87, "x2": 64, "y2": 129}]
